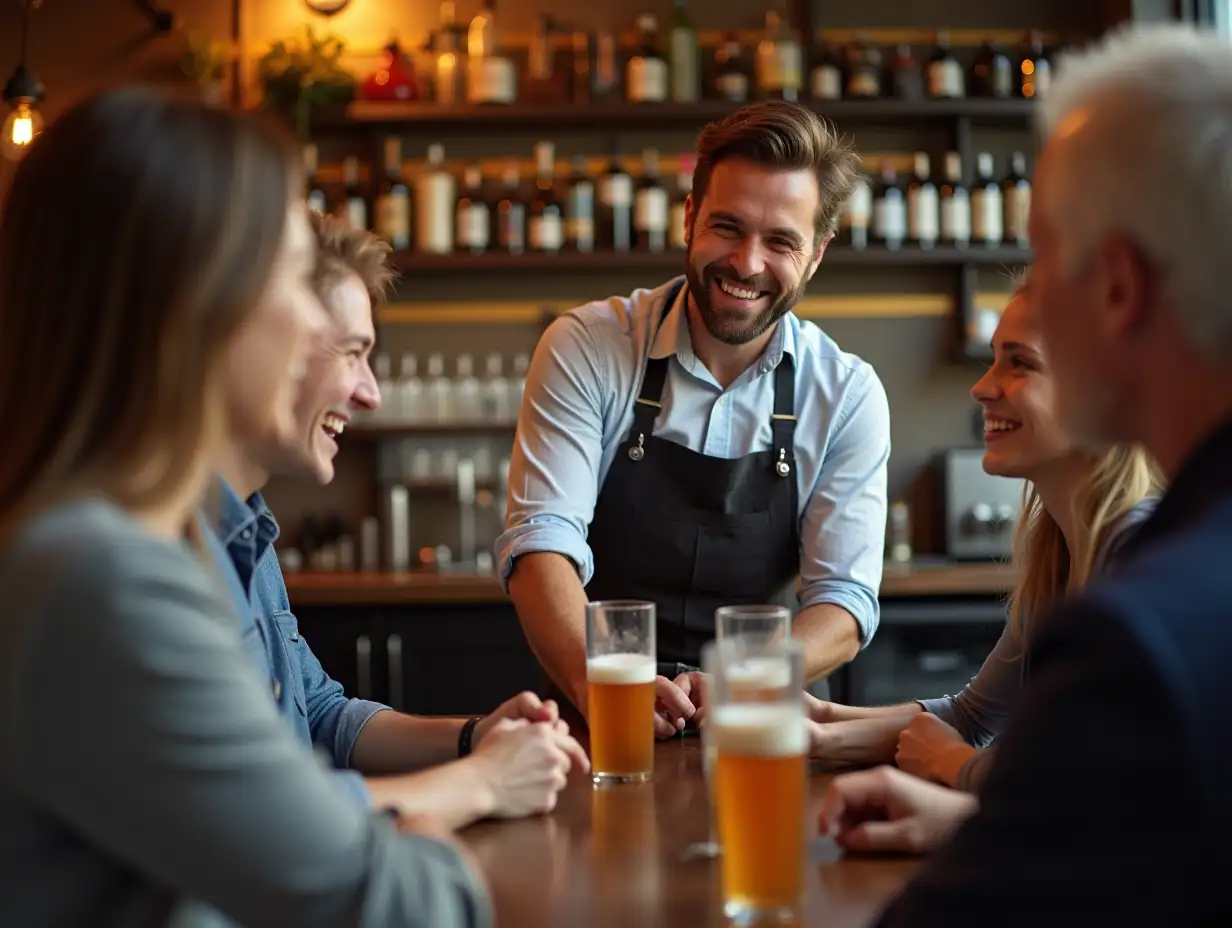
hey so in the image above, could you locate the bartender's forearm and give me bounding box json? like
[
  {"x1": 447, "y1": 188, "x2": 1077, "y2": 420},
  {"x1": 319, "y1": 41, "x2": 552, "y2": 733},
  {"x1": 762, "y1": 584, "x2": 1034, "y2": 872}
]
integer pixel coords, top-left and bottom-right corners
[
  {"x1": 350, "y1": 710, "x2": 469, "y2": 775},
  {"x1": 793, "y1": 603, "x2": 862, "y2": 683},
  {"x1": 507, "y1": 551, "x2": 590, "y2": 712}
]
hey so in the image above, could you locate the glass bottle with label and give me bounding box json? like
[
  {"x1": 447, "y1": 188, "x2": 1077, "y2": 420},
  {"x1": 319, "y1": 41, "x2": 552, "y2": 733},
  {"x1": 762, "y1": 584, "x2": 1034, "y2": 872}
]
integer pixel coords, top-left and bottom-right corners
[
  {"x1": 592, "y1": 29, "x2": 621, "y2": 103},
  {"x1": 634, "y1": 148, "x2": 669, "y2": 253},
  {"x1": 304, "y1": 143, "x2": 327, "y2": 214},
  {"x1": 481, "y1": 353, "x2": 509, "y2": 423},
  {"x1": 872, "y1": 162, "x2": 906, "y2": 251},
  {"x1": 434, "y1": 0, "x2": 464, "y2": 106},
  {"x1": 669, "y1": 153, "x2": 694, "y2": 251},
  {"x1": 626, "y1": 14, "x2": 668, "y2": 103},
  {"x1": 890, "y1": 43, "x2": 924, "y2": 100},
  {"x1": 524, "y1": 14, "x2": 566, "y2": 104},
  {"x1": 669, "y1": 0, "x2": 700, "y2": 103},
  {"x1": 926, "y1": 30, "x2": 965, "y2": 99},
  {"x1": 843, "y1": 172, "x2": 872, "y2": 250},
  {"x1": 810, "y1": 42, "x2": 843, "y2": 101},
  {"x1": 971, "y1": 152, "x2": 1003, "y2": 247},
  {"x1": 424, "y1": 353, "x2": 453, "y2": 423},
  {"x1": 497, "y1": 158, "x2": 526, "y2": 255},
  {"x1": 907, "y1": 152, "x2": 939, "y2": 250},
  {"x1": 845, "y1": 34, "x2": 882, "y2": 99},
  {"x1": 1017, "y1": 31, "x2": 1051, "y2": 99},
  {"x1": 375, "y1": 137, "x2": 411, "y2": 252},
  {"x1": 529, "y1": 141, "x2": 564, "y2": 255},
  {"x1": 598, "y1": 151, "x2": 633, "y2": 253},
  {"x1": 416, "y1": 143, "x2": 455, "y2": 255},
  {"x1": 755, "y1": 9, "x2": 802, "y2": 102},
  {"x1": 454, "y1": 354, "x2": 482, "y2": 422},
  {"x1": 1002, "y1": 152, "x2": 1031, "y2": 248},
  {"x1": 970, "y1": 40, "x2": 1013, "y2": 98},
  {"x1": 370, "y1": 353, "x2": 395, "y2": 422},
  {"x1": 466, "y1": 0, "x2": 516, "y2": 104},
  {"x1": 341, "y1": 156, "x2": 367, "y2": 231},
  {"x1": 570, "y1": 30, "x2": 592, "y2": 105},
  {"x1": 397, "y1": 353, "x2": 424, "y2": 424},
  {"x1": 714, "y1": 33, "x2": 750, "y2": 103},
  {"x1": 456, "y1": 165, "x2": 490, "y2": 254},
  {"x1": 939, "y1": 152, "x2": 971, "y2": 248},
  {"x1": 566, "y1": 156, "x2": 595, "y2": 253}
]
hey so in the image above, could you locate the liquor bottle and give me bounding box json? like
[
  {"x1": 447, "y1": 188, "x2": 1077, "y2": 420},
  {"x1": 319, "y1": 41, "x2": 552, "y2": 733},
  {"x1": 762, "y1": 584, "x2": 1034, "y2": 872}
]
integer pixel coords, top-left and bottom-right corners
[
  {"x1": 872, "y1": 162, "x2": 906, "y2": 251},
  {"x1": 524, "y1": 14, "x2": 566, "y2": 104},
  {"x1": 566, "y1": 156, "x2": 595, "y2": 253},
  {"x1": 454, "y1": 354, "x2": 482, "y2": 422},
  {"x1": 424, "y1": 353, "x2": 453, "y2": 423},
  {"x1": 496, "y1": 158, "x2": 526, "y2": 255},
  {"x1": 626, "y1": 14, "x2": 668, "y2": 103},
  {"x1": 635, "y1": 148, "x2": 669, "y2": 253},
  {"x1": 714, "y1": 33, "x2": 750, "y2": 103},
  {"x1": 511, "y1": 353, "x2": 531, "y2": 416},
  {"x1": 304, "y1": 143, "x2": 327, "y2": 214},
  {"x1": 415, "y1": 143, "x2": 455, "y2": 255},
  {"x1": 1002, "y1": 151, "x2": 1031, "y2": 248},
  {"x1": 466, "y1": 0, "x2": 516, "y2": 104},
  {"x1": 939, "y1": 152, "x2": 971, "y2": 248},
  {"x1": 1017, "y1": 31, "x2": 1051, "y2": 99},
  {"x1": 970, "y1": 40, "x2": 1013, "y2": 98},
  {"x1": 890, "y1": 43, "x2": 924, "y2": 100},
  {"x1": 846, "y1": 33, "x2": 882, "y2": 99},
  {"x1": 341, "y1": 155, "x2": 367, "y2": 231},
  {"x1": 375, "y1": 137, "x2": 411, "y2": 252},
  {"x1": 570, "y1": 30, "x2": 592, "y2": 105},
  {"x1": 397, "y1": 353, "x2": 424, "y2": 424},
  {"x1": 529, "y1": 141, "x2": 564, "y2": 255},
  {"x1": 971, "y1": 152, "x2": 1003, "y2": 247},
  {"x1": 843, "y1": 172, "x2": 872, "y2": 250},
  {"x1": 456, "y1": 165, "x2": 491, "y2": 254},
  {"x1": 598, "y1": 151, "x2": 633, "y2": 252},
  {"x1": 926, "y1": 30, "x2": 965, "y2": 99},
  {"x1": 669, "y1": 153, "x2": 695, "y2": 251},
  {"x1": 373, "y1": 353, "x2": 396, "y2": 421},
  {"x1": 592, "y1": 29, "x2": 621, "y2": 102},
  {"x1": 810, "y1": 42, "x2": 843, "y2": 101},
  {"x1": 907, "y1": 152, "x2": 939, "y2": 250},
  {"x1": 669, "y1": 0, "x2": 700, "y2": 103},
  {"x1": 433, "y1": 0, "x2": 464, "y2": 106},
  {"x1": 481, "y1": 353, "x2": 510, "y2": 423},
  {"x1": 755, "y1": 8, "x2": 802, "y2": 102}
]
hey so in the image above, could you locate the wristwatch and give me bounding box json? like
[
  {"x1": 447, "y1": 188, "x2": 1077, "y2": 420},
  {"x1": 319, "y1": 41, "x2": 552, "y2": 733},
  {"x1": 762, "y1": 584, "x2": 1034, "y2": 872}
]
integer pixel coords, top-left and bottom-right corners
[{"x1": 457, "y1": 716, "x2": 484, "y2": 757}]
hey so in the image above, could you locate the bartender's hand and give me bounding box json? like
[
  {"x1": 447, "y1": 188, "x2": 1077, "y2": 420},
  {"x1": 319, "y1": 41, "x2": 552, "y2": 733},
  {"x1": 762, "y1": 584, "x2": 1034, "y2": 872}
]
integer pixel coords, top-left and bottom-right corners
[
  {"x1": 654, "y1": 676, "x2": 696, "y2": 738},
  {"x1": 818, "y1": 765, "x2": 977, "y2": 855},
  {"x1": 895, "y1": 713, "x2": 974, "y2": 788},
  {"x1": 473, "y1": 691, "x2": 561, "y2": 747},
  {"x1": 672, "y1": 671, "x2": 709, "y2": 726}
]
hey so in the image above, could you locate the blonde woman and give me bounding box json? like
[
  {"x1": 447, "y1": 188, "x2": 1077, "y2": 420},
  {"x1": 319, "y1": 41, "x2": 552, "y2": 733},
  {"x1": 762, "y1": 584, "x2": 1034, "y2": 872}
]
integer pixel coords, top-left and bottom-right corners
[{"x1": 807, "y1": 272, "x2": 1162, "y2": 790}]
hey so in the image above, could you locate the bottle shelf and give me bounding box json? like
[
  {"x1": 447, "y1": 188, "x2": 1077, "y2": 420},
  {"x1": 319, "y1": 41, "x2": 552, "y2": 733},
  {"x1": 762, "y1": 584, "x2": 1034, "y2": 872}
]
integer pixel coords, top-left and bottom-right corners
[
  {"x1": 347, "y1": 420, "x2": 518, "y2": 438},
  {"x1": 391, "y1": 245, "x2": 1032, "y2": 273},
  {"x1": 313, "y1": 98, "x2": 1036, "y2": 135}
]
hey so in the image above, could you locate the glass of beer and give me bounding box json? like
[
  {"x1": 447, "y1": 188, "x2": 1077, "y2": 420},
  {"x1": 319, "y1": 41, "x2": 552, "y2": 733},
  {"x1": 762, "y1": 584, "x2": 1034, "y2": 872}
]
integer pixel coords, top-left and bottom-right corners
[
  {"x1": 586, "y1": 600, "x2": 656, "y2": 785},
  {"x1": 705, "y1": 637, "x2": 808, "y2": 925}
]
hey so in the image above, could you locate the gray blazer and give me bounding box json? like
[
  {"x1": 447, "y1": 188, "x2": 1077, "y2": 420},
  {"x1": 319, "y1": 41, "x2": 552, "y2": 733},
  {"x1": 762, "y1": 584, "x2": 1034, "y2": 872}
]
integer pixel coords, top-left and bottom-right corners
[
  {"x1": 917, "y1": 499, "x2": 1157, "y2": 790},
  {"x1": 0, "y1": 498, "x2": 492, "y2": 928}
]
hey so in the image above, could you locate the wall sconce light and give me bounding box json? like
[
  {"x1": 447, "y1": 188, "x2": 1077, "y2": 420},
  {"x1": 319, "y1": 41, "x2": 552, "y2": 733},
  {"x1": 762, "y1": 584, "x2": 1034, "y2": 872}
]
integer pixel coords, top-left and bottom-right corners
[
  {"x1": 2, "y1": 0, "x2": 45, "y2": 162},
  {"x1": 304, "y1": 0, "x2": 353, "y2": 15}
]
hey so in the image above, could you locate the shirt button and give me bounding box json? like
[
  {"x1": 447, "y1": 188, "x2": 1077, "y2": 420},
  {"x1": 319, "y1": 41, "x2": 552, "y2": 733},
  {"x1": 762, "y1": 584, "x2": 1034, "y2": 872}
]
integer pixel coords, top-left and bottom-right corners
[
  {"x1": 272, "y1": 680, "x2": 282, "y2": 700},
  {"x1": 241, "y1": 529, "x2": 253, "y2": 541}
]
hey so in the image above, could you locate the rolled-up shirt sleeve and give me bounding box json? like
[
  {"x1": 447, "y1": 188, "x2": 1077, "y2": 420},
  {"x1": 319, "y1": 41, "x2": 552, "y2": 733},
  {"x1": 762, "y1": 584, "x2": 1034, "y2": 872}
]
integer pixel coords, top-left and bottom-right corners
[
  {"x1": 497, "y1": 313, "x2": 608, "y2": 591},
  {"x1": 797, "y1": 364, "x2": 890, "y2": 645}
]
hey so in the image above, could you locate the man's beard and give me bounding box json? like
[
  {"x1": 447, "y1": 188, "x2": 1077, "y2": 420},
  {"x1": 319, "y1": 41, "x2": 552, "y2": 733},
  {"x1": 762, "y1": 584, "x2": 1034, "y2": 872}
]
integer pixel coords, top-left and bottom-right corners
[{"x1": 684, "y1": 248, "x2": 805, "y2": 346}]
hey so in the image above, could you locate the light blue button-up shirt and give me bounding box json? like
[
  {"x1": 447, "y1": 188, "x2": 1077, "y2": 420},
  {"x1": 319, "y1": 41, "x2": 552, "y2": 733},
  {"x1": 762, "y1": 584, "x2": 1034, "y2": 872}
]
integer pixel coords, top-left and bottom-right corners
[{"x1": 496, "y1": 276, "x2": 891, "y2": 643}]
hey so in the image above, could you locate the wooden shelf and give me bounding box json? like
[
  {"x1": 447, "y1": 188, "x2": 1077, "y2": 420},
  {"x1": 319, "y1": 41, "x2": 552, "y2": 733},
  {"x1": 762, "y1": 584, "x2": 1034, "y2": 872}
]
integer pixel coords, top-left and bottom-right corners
[
  {"x1": 314, "y1": 99, "x2": 1036, "y2": 134},
  {"x1": 347, "y1": 420, "x2": 517, "y2": 437},
  {"x1": 392, "y1": 246, "x2": 1032, "y2": 274}
]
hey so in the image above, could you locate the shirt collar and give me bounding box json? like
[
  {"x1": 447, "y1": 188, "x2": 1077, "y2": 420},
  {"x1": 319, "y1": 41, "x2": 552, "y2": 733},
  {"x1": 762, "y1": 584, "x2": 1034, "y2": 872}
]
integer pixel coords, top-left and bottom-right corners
[
  {"x1": 214, "y1": 478, "x2": 279, "y2": 549},
  {"x1": 648, "y1": 276, "x2": 798, "y2": 374}
]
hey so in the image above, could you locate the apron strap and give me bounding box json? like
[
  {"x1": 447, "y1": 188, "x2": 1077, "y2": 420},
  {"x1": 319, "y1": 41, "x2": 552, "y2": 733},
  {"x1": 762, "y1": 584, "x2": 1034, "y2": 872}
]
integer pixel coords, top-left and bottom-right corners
[{"x1": 770, "y1": 355, "x2": 797, "y2": 475}]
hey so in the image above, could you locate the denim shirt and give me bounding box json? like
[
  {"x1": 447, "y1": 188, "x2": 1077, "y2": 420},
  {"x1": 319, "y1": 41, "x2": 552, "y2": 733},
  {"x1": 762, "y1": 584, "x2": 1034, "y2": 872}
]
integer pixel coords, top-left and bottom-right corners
[{"x1": 202, "y1": 480, "x2": 389, "y2": 806}]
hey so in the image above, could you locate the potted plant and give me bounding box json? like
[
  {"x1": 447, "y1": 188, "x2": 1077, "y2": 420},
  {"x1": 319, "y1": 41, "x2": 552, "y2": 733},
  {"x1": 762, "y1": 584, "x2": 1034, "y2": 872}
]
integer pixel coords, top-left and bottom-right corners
[
  {"x1": 181, "y1": 30, "x2": 231, "y2": 107},
  {"x1": 258, "y1": 25, "x2": 358, "y2": 138}
]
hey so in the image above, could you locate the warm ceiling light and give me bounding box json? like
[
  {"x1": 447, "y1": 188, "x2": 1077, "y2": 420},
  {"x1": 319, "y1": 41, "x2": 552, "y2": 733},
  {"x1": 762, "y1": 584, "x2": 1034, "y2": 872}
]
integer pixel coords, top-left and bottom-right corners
[
  {"x1": 2, "y1": 1, "x2": 46, "y2": 162},
  {"x1": 304, "y1": 0, "x2": 353, "y2": 14}
]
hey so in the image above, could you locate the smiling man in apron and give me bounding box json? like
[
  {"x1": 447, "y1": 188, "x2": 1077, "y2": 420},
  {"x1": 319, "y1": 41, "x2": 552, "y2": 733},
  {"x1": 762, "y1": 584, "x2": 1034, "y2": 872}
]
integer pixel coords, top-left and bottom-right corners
[{"x1": 497, "y1": 101, "x2": 891, "y2": 736}]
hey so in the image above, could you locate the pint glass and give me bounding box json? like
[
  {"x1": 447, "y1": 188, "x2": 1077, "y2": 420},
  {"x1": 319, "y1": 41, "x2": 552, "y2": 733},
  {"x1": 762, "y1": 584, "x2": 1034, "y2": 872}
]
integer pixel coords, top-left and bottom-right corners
[
  {"x1": 705, "y1": 637, "x2": 808, "y2": 925},
  {"x1": 586, "y1": 600, "x2": 656, "y2": 784},
  {"x1": 716, "y1": 605, "x2": 793, "y2": 704}
]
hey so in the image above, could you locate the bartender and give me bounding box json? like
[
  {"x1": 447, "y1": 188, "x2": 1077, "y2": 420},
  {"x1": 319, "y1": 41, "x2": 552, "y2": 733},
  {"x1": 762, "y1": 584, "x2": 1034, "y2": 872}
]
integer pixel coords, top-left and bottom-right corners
[{"x1": 496, "y1": 101, "x2": 891, "y2": 737}]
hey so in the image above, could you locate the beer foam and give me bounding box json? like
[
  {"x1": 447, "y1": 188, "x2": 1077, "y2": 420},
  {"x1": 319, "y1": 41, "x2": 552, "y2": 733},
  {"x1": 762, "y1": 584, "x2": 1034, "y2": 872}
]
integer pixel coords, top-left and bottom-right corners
[
  {"x1": 726, "y1": 656, "x2": 792, "y2": 690},
  {"x1": 587, "y1": 653, "x2": 657, "y2": 685},
  {"x1": 711, "y1": 704, "x2": 808, "y2": 756}
]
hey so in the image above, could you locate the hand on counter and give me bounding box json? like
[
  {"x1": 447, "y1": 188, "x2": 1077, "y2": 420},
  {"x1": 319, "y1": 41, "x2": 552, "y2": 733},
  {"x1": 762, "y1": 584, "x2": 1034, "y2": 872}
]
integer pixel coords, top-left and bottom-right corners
[
  {"x1": 895, "y1": 712, "x2": 975, "y2": 788},
  {"x1": 818, "y1": 765, "x2": 978, "y2": 855},
  {"x1": 473, "y1": 691, "x2": 561, "y2": 746},
  {"x1": 470, "y1": 718, "x2": 589, "y2": 819}
]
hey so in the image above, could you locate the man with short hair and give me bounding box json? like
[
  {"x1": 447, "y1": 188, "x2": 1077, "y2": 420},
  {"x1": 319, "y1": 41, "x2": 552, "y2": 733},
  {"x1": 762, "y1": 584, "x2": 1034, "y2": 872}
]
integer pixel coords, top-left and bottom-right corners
[
  {"x1": 498, "y1": 100, "x2": 892, "y2": 735},
  {"x1": 206, "y1": 212, "x2": 586, "y2": 828},
  {"x1": 820, "y1": 24, "x2": 1232, "y2": 925}
]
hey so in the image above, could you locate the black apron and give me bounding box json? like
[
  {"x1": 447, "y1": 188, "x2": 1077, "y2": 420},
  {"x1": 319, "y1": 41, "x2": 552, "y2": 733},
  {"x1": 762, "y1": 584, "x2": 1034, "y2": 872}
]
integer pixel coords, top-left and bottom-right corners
[{"x1": 560, "y1": 280, "x2": 826, "y2": 721}]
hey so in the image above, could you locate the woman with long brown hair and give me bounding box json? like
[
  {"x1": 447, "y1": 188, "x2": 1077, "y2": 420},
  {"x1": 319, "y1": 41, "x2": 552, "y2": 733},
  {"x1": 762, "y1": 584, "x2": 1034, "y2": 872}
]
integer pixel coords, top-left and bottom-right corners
[
  {"x1": 806, "y1": 271, "x2": 1162, "y2": 790},
  {"x1": 0, "y1": 88, "x2": 490, "y2": 927}
]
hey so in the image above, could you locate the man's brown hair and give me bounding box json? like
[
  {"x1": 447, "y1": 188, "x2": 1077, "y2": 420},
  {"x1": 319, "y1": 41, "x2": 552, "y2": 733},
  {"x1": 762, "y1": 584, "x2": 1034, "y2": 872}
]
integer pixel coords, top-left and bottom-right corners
[
  {"x1": 692, "y1": 100, "x2": 861, "y2": 247},
  {"x1": 309, "y1": 211, "x2": 399, "y2": 309}
]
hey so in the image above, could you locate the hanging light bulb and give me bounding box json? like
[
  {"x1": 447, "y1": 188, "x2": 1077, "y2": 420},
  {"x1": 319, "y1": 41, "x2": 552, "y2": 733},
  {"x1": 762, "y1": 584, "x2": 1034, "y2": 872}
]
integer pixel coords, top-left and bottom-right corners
[
  {"x1": 2, "y1": 2, "x2": 46, "y2": 162},
  {"x1": 1, "y1": 98, "x2": 44, "y2": 161}
]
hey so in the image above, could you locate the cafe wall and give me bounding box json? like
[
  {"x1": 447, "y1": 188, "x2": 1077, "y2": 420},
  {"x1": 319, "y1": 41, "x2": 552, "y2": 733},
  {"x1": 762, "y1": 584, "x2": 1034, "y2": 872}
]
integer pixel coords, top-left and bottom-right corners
[{"x1": 0, "y1": 0, "x2": 1145, "y2": 552}]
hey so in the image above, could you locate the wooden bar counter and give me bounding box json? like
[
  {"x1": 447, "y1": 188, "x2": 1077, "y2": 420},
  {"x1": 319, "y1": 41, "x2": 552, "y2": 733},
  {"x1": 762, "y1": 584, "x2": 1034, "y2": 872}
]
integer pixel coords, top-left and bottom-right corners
[{"x1": 458, "y1": 737, "x2": 919, "y2": 927}]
